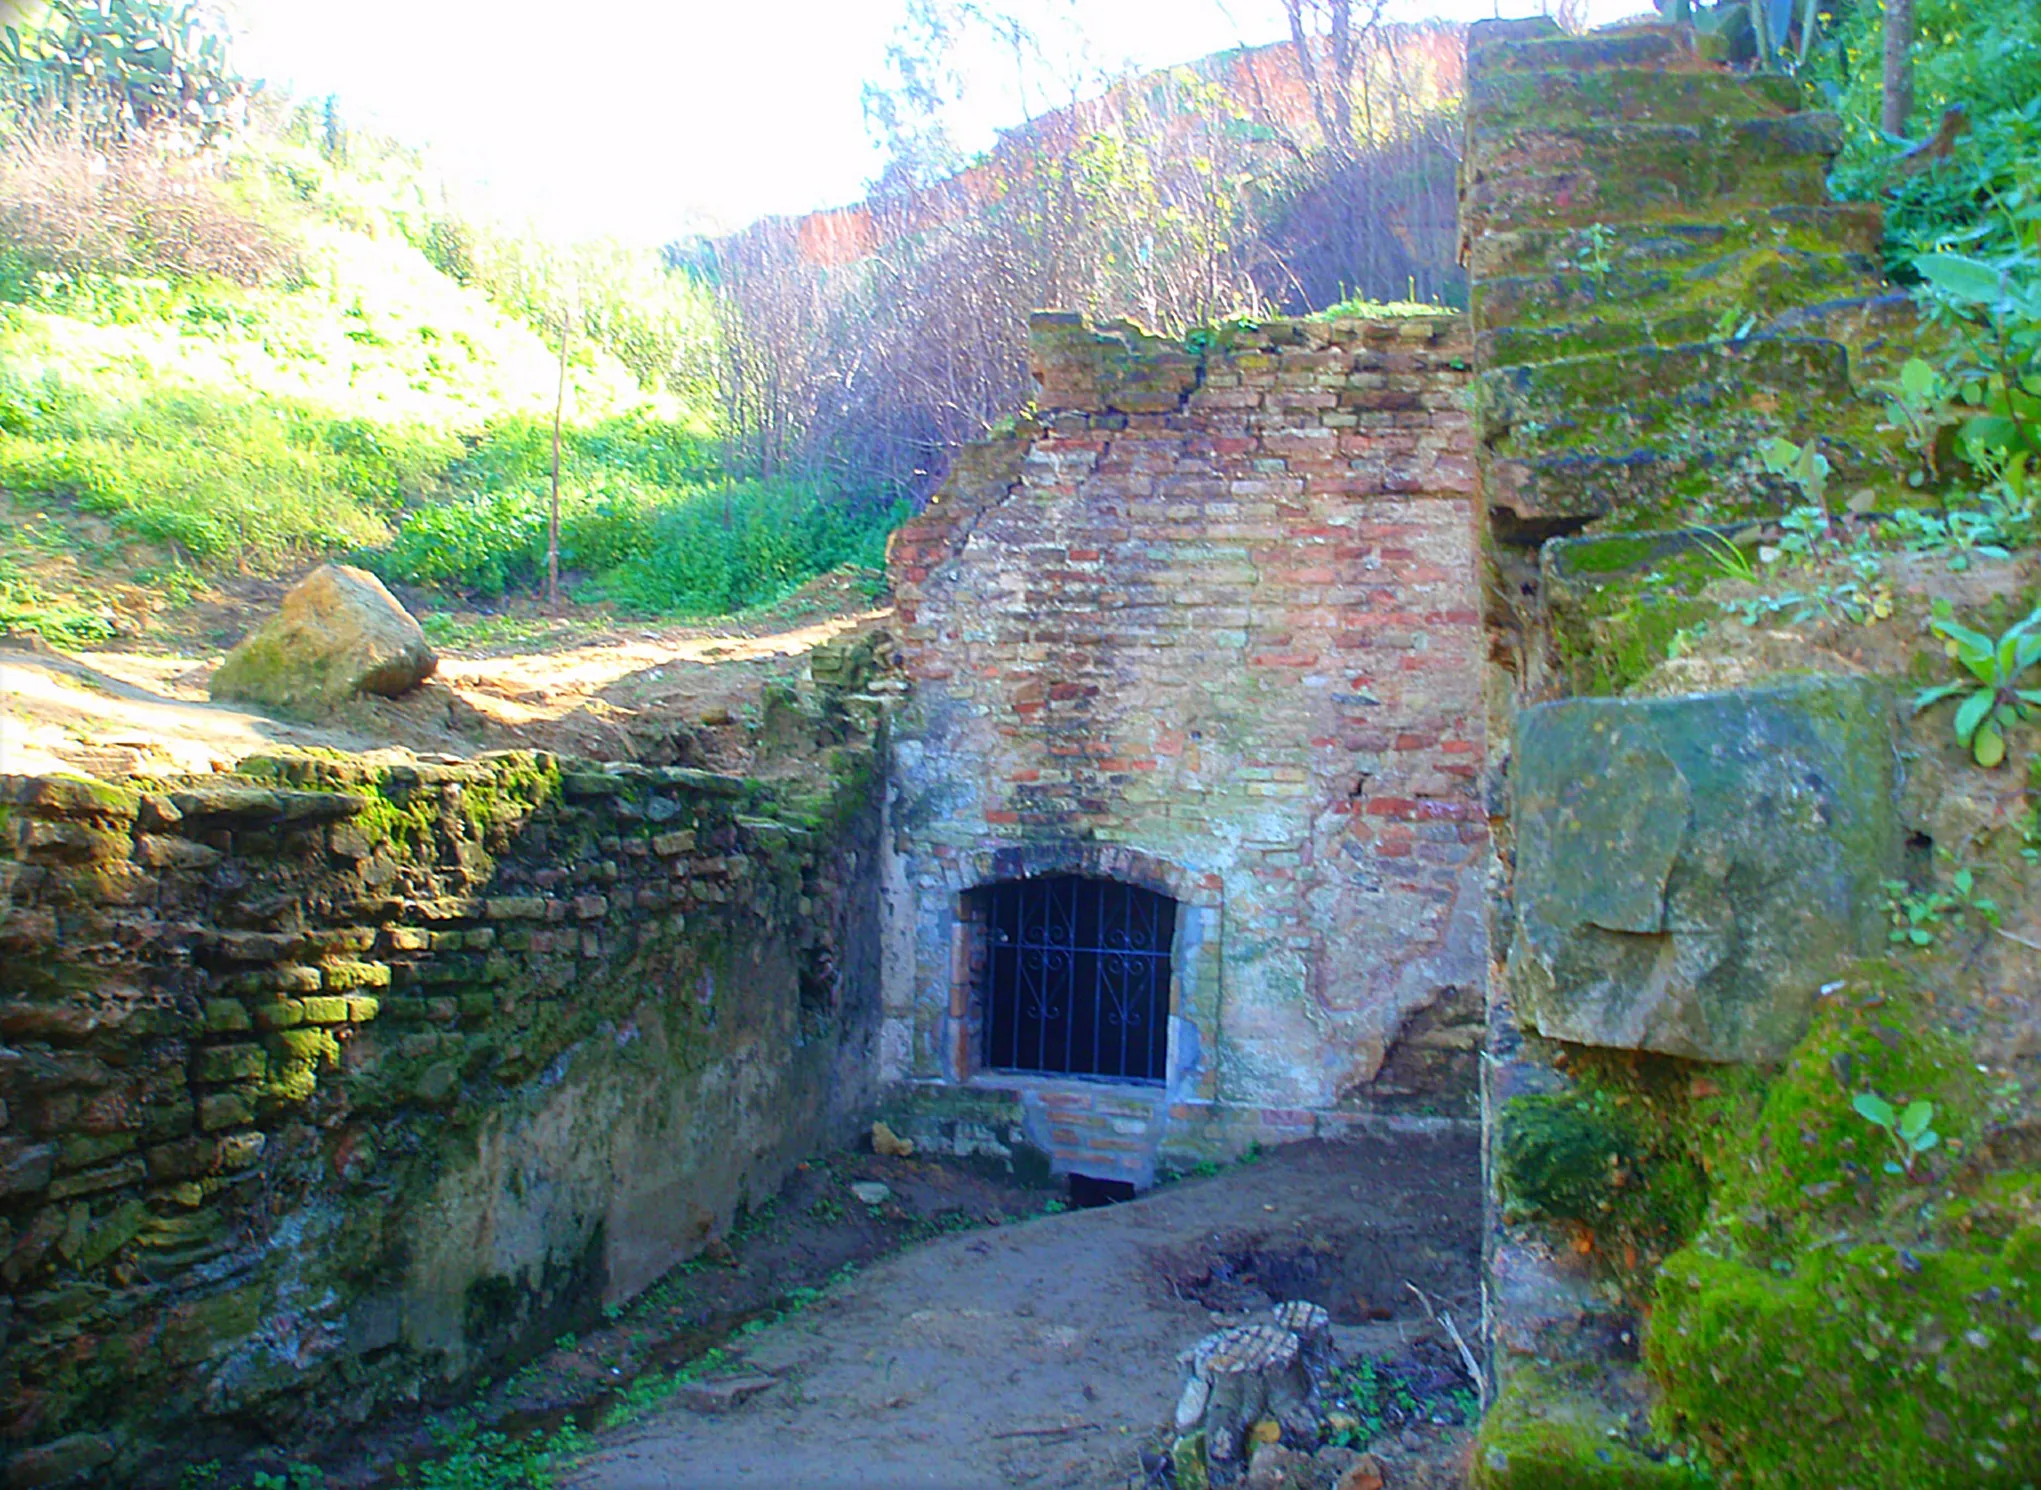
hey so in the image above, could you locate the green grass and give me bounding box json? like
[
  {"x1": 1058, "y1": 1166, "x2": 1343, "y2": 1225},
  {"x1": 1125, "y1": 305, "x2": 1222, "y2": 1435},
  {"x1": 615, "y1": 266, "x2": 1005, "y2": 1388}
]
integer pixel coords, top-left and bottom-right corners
[
  {"x1": 0, "y1": 115, "x2": 907, "y2": 620},
  {"x1": 1310, "y1": 295, "x2": 1458, "y2": 320}
]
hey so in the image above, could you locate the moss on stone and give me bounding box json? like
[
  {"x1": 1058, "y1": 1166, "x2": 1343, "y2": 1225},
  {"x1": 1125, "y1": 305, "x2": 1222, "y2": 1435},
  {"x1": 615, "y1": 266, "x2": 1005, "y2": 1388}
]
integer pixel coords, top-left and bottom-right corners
[
  {"x1": 1549, "y1": 560, "x2": 1718, "y2": 697},
  {"x1": 1497, "y1": 1051, "x2": 1765, "y2": 1297},
  {"x1": 1642, "y1": 963, "x2": 2041, "y2": 1485},
  {"x1": 1473, "y1": 1365, "x2": 1709, "y2": 1489}
]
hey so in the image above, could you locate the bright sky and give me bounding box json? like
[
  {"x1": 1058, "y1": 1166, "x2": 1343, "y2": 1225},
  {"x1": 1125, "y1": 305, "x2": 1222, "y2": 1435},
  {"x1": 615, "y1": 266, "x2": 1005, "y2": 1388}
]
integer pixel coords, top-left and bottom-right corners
[{"x1": 235, "y1": 0, "x2": 1645, "y2": 244}]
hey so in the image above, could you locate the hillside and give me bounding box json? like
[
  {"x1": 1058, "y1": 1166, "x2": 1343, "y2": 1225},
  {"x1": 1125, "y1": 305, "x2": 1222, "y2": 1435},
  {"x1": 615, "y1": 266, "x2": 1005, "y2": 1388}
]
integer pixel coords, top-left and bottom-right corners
[{"x1": 0, "y1": 107, "x2": 896, "y2": 657}]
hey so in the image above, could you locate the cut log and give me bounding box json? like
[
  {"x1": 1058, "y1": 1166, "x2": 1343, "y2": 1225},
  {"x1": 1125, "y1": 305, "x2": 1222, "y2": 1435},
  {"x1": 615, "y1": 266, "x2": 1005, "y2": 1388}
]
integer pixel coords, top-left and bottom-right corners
[
  {"x1": 1200, "y1": 1323, "x2": 1308, "y2": 1464},
  {"x1": 1271, "y1": 1300, "x2": 1332, "y2": 1360}
]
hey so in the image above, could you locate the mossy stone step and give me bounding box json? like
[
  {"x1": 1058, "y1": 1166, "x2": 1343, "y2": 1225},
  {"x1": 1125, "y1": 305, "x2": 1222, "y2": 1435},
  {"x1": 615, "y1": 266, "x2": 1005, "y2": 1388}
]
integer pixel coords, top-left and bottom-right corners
[
  {"x1": 1469, "y1": 20, "x2": 1698, "y2": 76},
  {"x1": 1468, "y1": 64, "x2": 1802, "y2": 132},
  {"x1": 1469, "y1": 203, "x2": 1885, "y2": 279},
  {"x1": 1474, "y1": 248, "x2": 1883, "y2": 347},
  {"x1": 1475, "y1": 335, "x2": 1855, "y2": 444},
  {"x1": 1464, "y1": 156, "x2": 1832, "y2": 236},
  {"x1": 1487, "y1": 430, "x2": 1898, "y2": 530},
  {"x1": 1464, "y1": 115, "x2": 1843, "y2": 235},
  {"x1": 1763, "y1": 290, "x2": 1930, "y2": 381}
]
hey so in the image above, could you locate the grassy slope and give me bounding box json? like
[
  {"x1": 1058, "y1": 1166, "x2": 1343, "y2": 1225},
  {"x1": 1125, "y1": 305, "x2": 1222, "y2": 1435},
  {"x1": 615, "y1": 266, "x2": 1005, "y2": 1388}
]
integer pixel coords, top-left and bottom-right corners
[{"x1": 0, "y1": 125, "x2": 896, "y2": 646}]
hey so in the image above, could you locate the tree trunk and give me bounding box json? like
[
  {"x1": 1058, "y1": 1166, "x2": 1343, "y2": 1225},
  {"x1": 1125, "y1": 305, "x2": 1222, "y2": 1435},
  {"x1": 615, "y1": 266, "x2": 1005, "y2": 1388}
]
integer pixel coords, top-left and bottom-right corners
[
  {"x1": 1197, "y1": 1324, "x2": 1310, "y2": 1464},
  {"x1": 1882, "y1": 0, "x2": 1914, "y2": 137}
]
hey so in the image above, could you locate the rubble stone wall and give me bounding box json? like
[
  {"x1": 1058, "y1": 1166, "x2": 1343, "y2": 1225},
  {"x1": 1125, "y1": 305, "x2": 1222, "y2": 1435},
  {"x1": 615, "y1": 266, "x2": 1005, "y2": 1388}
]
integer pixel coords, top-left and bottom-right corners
[{"x1": 0, "y1": 744, "x2": 883, "y2": 1483}]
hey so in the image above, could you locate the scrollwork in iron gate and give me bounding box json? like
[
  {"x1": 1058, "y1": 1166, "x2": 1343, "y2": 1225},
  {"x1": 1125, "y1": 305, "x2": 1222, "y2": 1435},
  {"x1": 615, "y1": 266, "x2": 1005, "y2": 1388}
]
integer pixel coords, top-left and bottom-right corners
[{"x1": 981, "y1": 875, "x2": 1175, "y2": 1082}]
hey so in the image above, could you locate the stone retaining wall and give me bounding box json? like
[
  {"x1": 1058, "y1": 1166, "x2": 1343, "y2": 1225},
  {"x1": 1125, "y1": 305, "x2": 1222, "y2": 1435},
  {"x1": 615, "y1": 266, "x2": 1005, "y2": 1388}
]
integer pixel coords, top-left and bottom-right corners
[{"x1": 0, "y1": 741, "x2": 883, "y2": 1483}]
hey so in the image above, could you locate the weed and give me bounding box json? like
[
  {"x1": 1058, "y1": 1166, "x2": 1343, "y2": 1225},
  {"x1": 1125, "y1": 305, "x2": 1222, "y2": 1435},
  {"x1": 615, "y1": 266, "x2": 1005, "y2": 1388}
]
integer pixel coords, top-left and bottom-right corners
[
  {"x1": 395, "y1": 1414, "x2": 590, "y2": 1490},
  {"x1": 1758, "y1": 437, "x2": 1832, "y2": 515},
  {"x1": 1881, "y1": 868, "x2": 1999, "y2": 946},
  {"x1": 1849, "y1": 1093, "x2": 1940, "y2": 1177},
  {"x1": 250, "y1": 1467, "x2": 325, "y2": 1490},
  {"x1": 1870, "y1": 356, "x2": 1960, "y2": 488},
  {"x1": 1689, "y1": 527, "x2": 1758, "y2": 582},
  {"x1": 1911, "y1": 599, "x2": 2041, "y2": 766}
]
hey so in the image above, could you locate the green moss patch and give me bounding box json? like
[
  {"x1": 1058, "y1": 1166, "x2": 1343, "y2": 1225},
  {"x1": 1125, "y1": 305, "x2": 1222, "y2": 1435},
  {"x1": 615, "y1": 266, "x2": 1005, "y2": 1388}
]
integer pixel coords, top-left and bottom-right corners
[
  {"x1": 1548, "y1": 549, "x2": 1722, "y2": 696},
  {"x1": 1497, "y1": 1051, "x2": 1763, "y2": 1297},
  {"x1": 1644, "y1": 964, "x2": 2041, "y2": 1486},
  {"x1": 1473, "y1": 1364, "x2": 1709, "y2": 1490}
]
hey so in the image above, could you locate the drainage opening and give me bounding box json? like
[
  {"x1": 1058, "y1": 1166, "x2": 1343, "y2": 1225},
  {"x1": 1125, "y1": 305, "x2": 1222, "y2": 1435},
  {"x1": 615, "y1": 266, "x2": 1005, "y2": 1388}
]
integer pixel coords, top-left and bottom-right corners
[
  {"x1": 975, "y1": 874, "x2": 1175, "y2": 1083},
  {"x1": 1067, "y1": 1174, "x2": 1136, "y2": 1208}
]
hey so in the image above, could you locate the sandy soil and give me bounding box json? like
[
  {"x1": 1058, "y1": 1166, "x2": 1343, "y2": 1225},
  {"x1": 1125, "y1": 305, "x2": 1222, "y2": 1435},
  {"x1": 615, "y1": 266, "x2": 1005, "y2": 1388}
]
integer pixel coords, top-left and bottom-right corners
[
  {"x1": 568, "y1": 1134, "x2": 1481, "y2": 1490},
  {"x1": 0, "y1": 595, "x2": 887, "y2": 780}
]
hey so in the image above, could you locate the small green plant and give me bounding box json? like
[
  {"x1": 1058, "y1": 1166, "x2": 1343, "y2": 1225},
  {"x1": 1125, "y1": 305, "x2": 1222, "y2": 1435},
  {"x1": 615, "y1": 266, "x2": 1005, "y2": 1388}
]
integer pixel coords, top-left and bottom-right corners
[
  {"x1": 1870, "y1": 356, "x2": 1960, "y2": 488},
  {"x1": 1759, "y1": 438, "x2": 1832, "y2": 515},
  {"x1": 807, "y1": 1193, "x2": 846, "y2": 1223},
  {"x1": 1912, "y1": 599, "x2": 2041, "y2": 766},
  {"x1": 1689, "y1": 526, "x2": 1759, "y2": 582},
  {"x1": 1570, "y1": 222, "x2": 1615, "y2": 283},
  {"x1": 1849, "y1": 1092, "x2": 1940, "y2": 1176},
  {"x1": 249, "y1": 1468, "x2": 324, "y2": 1490},
  {"x1": 175, "y1": 1465, "x2": 222, "y2": 1490},
  {"x1": 1881, "y1": 868, "x2": 1999, "y2": 946},
  {"x1": 1708, "y1": 305, "x2": 1757, "y2": 346}
]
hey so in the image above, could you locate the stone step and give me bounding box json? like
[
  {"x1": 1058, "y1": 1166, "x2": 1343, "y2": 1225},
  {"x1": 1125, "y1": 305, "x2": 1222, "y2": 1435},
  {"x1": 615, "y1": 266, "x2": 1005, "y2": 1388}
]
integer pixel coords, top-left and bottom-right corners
[
  {"x1": 1475, "y1": 335, "x2": 1856, "y2": 448},
  {"x1": 1468, "y1": 61, "x2": 1801, "y2": 132},
  {"x1": 1487, "y1": 424, "x2": 1902, "y2": 532},
  {"x1": 1469, "y1": 203, "x2": 1885, "y2": 280},
  {"x1": 1474, "y1": 248, "x2": 1884, "y2": 353},
  {"x1": 1462, "y1": 115, "x2": 1842, "y2": 235},
  {"x1": 1764, "y1": 290, "x2": 1930, "y2": 382},
  {"x1": 1469, "y1": 19, "x2": 1700, "y2": 76}
]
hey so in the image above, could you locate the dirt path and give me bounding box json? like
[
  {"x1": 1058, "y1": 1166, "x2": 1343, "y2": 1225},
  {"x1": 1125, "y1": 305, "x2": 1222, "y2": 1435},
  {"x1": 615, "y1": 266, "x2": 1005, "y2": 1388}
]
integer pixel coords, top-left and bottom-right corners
[
  {"x1": 0, "y1": 598, "x2": 886, "y2": 779},
  {"x1": 569, "y1": 1134, "x2": 1480, "y2": 1490}
]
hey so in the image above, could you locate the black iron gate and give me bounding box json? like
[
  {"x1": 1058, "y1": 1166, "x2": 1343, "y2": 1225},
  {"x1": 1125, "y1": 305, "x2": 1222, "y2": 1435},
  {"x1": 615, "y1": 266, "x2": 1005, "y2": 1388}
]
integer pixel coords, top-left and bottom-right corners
[{"x1": 980, "y1": 875, "x2": 1175, "y2": 1083}]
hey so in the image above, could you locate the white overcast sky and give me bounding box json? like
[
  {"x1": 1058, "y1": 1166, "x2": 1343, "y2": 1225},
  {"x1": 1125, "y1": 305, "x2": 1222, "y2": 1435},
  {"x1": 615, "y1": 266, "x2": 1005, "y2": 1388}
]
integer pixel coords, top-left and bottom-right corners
[{"x1": 234, "y1": 0, "x2": 1646, "y2": 243}]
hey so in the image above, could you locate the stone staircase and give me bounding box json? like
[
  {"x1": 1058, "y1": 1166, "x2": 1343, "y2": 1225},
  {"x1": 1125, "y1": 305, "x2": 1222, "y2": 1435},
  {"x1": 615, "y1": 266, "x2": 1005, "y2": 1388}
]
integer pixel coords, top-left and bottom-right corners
[
  {"x1": 1464, "y1": 18, "x2": 1916, "y2": 539},
  {"x1": 1463, "y1": 17, "x2": 1925, "y2": 1480}
]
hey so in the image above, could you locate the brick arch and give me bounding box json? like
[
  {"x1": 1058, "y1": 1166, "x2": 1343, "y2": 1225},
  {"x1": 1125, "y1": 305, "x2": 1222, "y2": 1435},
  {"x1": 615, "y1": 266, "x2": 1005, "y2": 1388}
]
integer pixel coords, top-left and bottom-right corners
[{"x1": 941, "y1": 842, "x2": 1205, "y2": 905}]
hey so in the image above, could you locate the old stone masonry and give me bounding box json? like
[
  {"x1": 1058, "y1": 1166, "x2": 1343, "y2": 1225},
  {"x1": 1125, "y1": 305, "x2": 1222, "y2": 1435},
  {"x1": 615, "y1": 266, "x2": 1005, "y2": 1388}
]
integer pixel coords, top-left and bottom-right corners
[{"x1": 4, "y1": 14, "x2": 2028, "y2": 1488}]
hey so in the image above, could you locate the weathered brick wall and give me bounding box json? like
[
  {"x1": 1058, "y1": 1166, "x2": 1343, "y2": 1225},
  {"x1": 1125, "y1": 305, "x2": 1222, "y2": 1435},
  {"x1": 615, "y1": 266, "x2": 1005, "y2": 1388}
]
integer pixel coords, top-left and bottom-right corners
[
  {"x1": 885, "y1": 311, "x2": 1487, "y2": 1143},
  {"x1": 0, "y1": 738, "x2": 882, "y2": 1484}
]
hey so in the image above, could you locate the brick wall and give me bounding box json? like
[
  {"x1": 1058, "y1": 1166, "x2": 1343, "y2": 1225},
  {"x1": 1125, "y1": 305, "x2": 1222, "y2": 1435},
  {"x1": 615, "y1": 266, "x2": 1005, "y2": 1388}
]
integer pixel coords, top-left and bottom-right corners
[
  {"x1": 0, "y1": 739, "x2": 882, "y2": 1483},
  {"x1": 884, "y1": 311, "x2": 1487, "y2": 1143}
]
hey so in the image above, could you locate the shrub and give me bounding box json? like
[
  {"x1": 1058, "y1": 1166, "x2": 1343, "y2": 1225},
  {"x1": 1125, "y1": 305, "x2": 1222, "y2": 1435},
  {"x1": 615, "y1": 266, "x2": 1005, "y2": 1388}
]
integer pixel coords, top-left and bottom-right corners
[
  {"x1": 595, "y1": 481, "x2": 905, "y2": 616},
  {"x1": 0, "y1": 126, "x2": 300, "y2": 288}
]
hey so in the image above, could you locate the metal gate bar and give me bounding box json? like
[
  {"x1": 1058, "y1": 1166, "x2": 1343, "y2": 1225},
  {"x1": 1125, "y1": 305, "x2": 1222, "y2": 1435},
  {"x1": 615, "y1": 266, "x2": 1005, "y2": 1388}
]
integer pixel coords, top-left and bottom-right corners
[{"x1": 982, "y1": 875, "x2": 1174, "y2": 1083}]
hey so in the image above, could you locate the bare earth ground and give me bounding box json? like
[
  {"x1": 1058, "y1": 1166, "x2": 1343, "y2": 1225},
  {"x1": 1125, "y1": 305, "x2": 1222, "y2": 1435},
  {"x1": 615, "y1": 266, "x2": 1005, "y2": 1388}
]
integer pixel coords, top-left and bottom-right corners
[
  {"x1": 569, "y1": 1134, "x2": 1481, "y2": 1490},
  {"x1": 0, "y1": 571, "x2": 886, "y2": 779}
]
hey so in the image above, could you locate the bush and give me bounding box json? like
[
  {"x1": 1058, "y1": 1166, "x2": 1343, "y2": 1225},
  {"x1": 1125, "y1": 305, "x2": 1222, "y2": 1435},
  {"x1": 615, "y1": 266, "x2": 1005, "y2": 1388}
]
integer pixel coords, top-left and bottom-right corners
[
  {"x1": 0, "y1": 127, "x2": 299, "y2": 288},
  {"x1": 364, "y1": 415, "x2": 720, "y2": 597},
  {"x1": 0, "y1": 373, "x2": 444, "y2": 563},
  {"x1": 1823, "y1": 1, "x2": 2041, "y2": 266},
  {"x1": 595, "y1": 481, "x2": 906, "y2": 616}
]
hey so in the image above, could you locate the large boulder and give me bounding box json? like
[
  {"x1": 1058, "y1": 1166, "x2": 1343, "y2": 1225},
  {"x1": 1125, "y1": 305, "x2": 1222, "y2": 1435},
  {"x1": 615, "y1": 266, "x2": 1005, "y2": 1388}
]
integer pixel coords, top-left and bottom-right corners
[
  {"x1": 210, "y1": 564, "x2": 437, "y2": 711},
  {"x1": 1508, "y1": 676, "x2": 1897, "y2": 1063}
]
